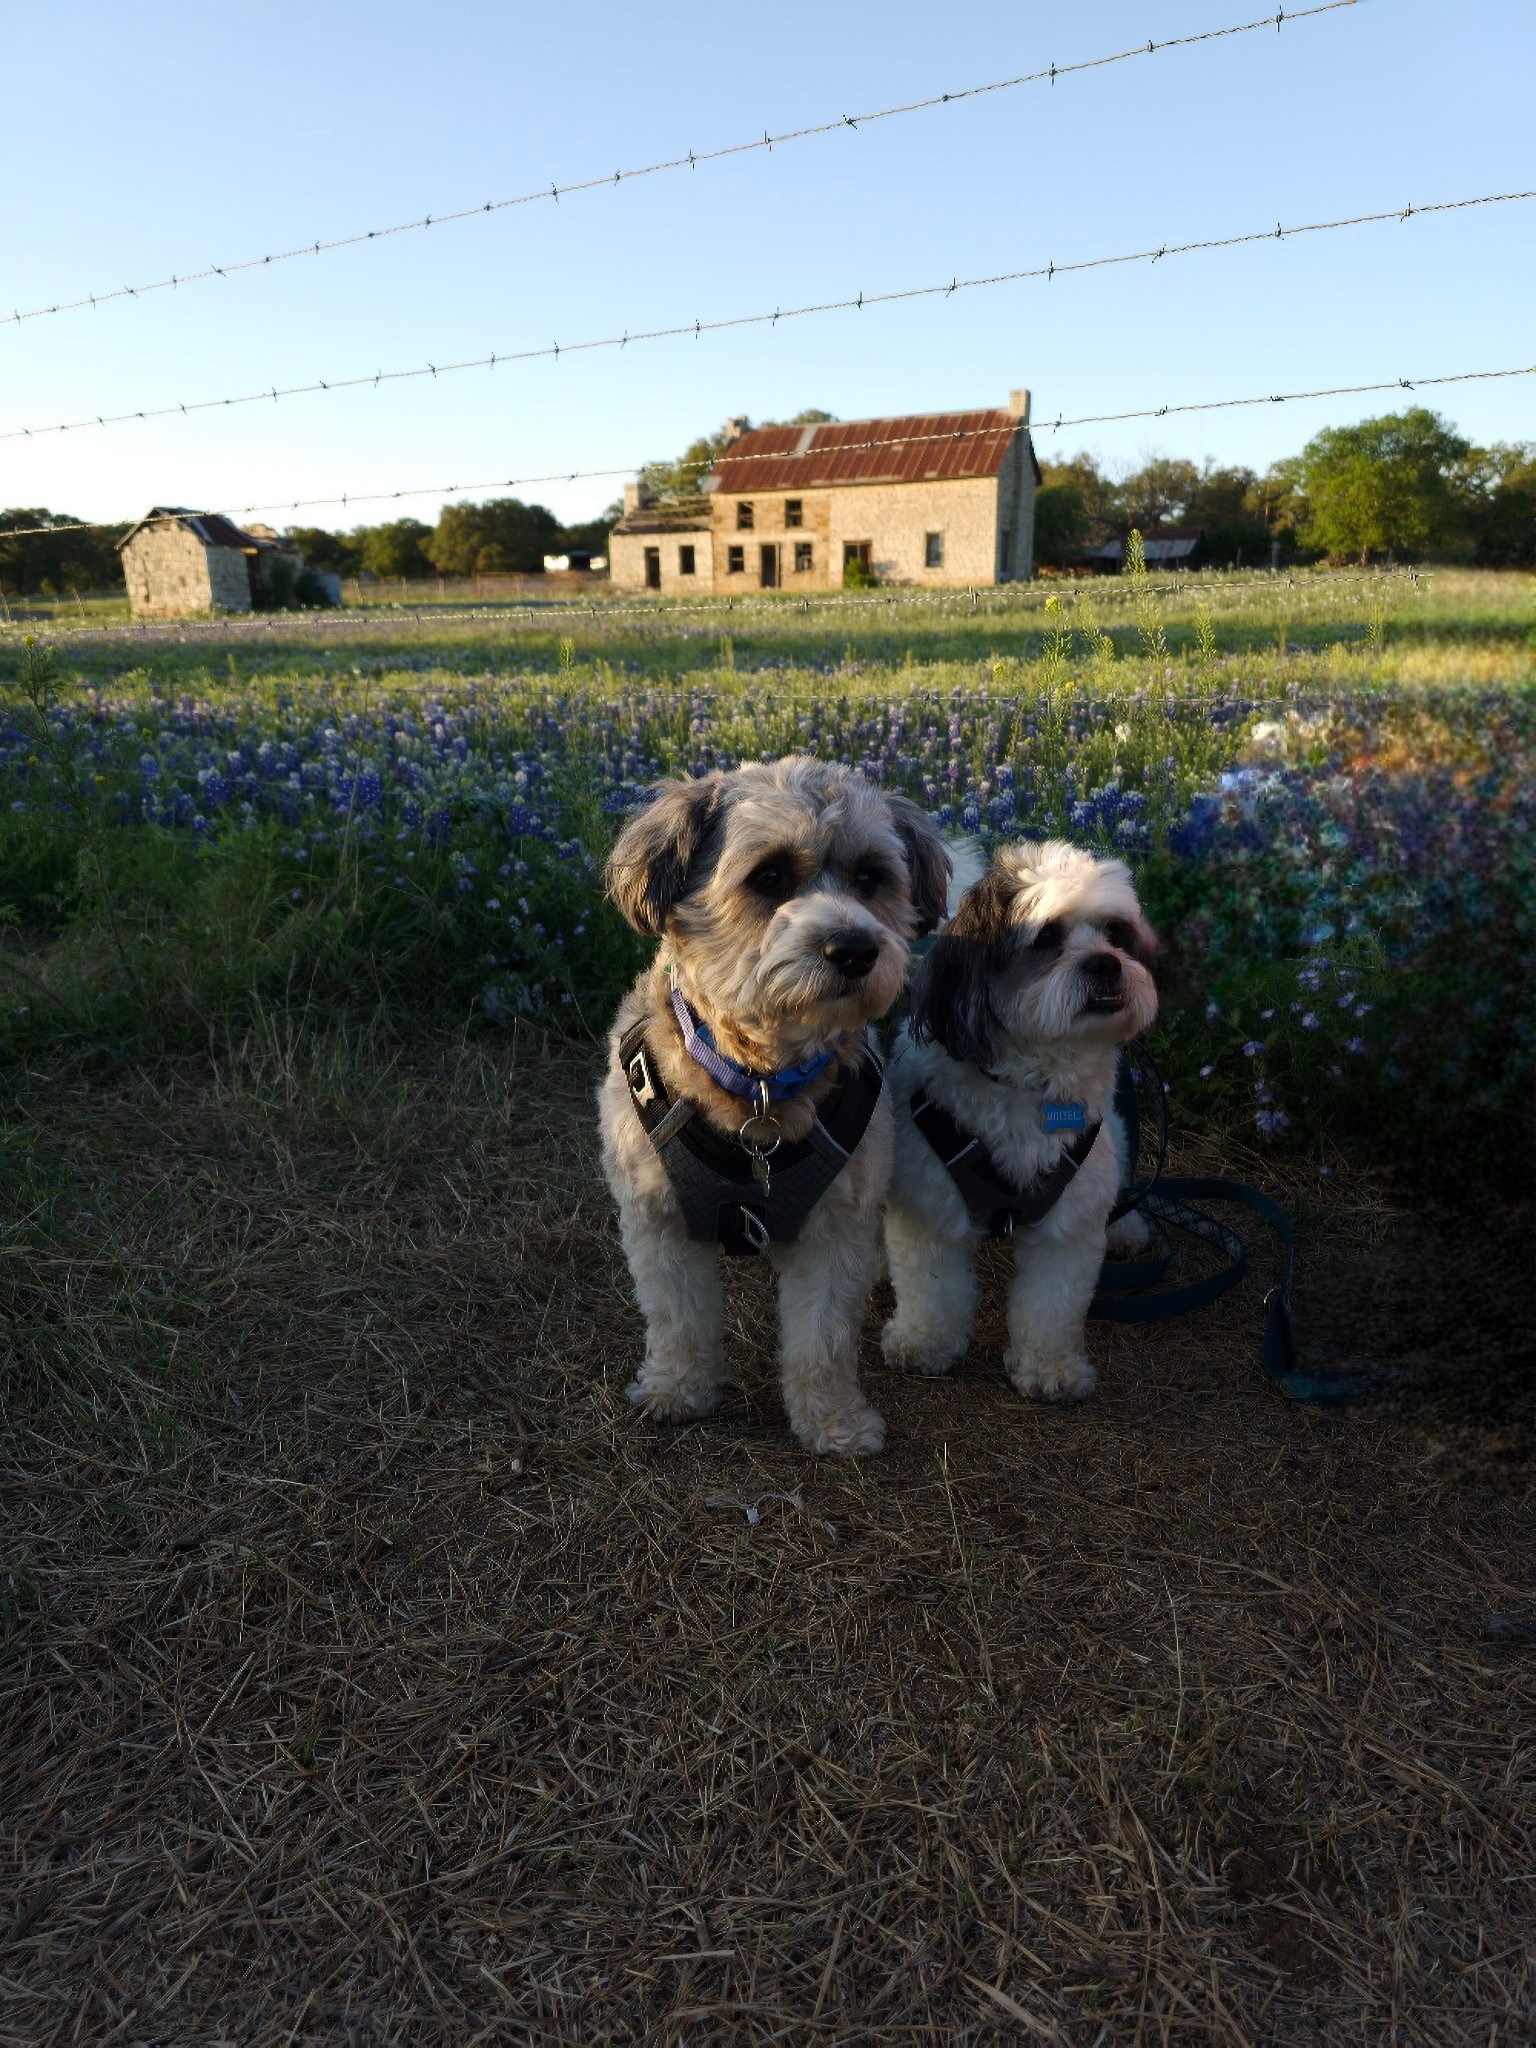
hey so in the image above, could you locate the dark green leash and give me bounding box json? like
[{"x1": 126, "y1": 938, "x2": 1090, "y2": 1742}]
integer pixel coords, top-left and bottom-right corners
[{"x1": 1089, "y1": 1045, "x2": 1403, "y2": 1406}]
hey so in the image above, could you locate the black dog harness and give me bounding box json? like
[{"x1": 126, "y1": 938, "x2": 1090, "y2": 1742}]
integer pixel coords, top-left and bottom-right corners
[
  {"x1": 908, "y1": 1089, "x2": 1101, "y2": 1238},
  {"x1": 619, "y1": 1019, "x2": 885, "y2": 1257}
]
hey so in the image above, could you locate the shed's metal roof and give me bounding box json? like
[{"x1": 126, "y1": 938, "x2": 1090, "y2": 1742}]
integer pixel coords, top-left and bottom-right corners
[
  {"x1": 704, "y1": 411, "x2": 1037, "y2": 493},
  {"x1": 117, "y1": 506, "x2": 268, "y2": 553}
]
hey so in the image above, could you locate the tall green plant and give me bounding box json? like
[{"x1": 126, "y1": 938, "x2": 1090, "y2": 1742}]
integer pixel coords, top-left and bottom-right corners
[
  {"x1": 1125, "y1": 531, "x2": 1170, "y2": 660},
  {"x1": 2, "y1": 638, "x2": 140, "y2": 1000}
]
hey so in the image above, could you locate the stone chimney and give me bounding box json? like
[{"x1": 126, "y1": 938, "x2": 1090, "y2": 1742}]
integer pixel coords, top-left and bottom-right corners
[
  {"x1": 1008, "y1": 388, "x2": 1032, "y2": 422},
  {"x1": 723, "y1": 415, "x2": 751, "y2": 446},
  {"x1": 622, "y1": 480, "x2": 648, "y2": 515}
]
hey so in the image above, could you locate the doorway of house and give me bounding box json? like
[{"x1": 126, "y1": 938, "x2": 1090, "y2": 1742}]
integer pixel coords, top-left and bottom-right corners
[
  {"x1": 643, "y1": 548, "x2": 661, "y2": 590},
  {"x1": 843, "y1": 541, "x2": 872, "y2": 581},
  {"x1": 759, "y1": 544, "x2": 779, "y2": 589}
]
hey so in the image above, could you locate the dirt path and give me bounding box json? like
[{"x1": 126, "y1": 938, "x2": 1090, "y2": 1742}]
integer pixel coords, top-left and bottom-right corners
[{"x1": 1, "y1": 1040, "x2": 1530, "y2": 2044}]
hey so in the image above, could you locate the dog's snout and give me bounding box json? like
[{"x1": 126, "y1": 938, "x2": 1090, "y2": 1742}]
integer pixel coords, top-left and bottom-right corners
[
  {"x1": 823, "y1": 930, "x2": 881, "y2": 980},
  {"x1": 1082, "y1": 951, "x2": 1122, "y2": 987}
]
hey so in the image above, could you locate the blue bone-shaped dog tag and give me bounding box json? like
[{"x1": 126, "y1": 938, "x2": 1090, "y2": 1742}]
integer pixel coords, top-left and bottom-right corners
[{"x1": 1042, "y1": 1101, "x2": 1088, "y2": 1132}]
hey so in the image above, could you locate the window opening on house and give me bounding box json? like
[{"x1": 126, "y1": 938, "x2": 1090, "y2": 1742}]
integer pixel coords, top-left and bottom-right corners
[
  {"x1": 727, "y1": 545, "x2": 745, "y2": 574},
  {"x1": 736, "y1": 502, "x2": 755, "y2": 530},
  {"x1": 784, "y1": 499, "x2": 803, "y2": 529},
  {"x1": 643, "y1": 546, "x2": 661, "y2": 591},
  {"x1": 678, "y1": 544, "x2": 695, "y2": 576},
  {"x1": 925, "y1": 532, "x2": 944, "y2": 569},
  {"x1": 794, "y1": 541, "x2": 813, "y2": 573}
]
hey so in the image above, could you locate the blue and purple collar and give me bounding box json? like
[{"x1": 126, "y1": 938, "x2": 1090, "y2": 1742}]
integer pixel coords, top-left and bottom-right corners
[{"x1": 669, "y1": 983, "x2": 839, "y2": 1117}]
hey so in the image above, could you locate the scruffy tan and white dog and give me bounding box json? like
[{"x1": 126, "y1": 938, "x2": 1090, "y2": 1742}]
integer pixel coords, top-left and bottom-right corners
[
  {"x1": 600, "y1": 757, "x2": 949, "y2": 1456},
  {"x1": 882, "y1": 840, "x2": 1159, "y2": 1403}
]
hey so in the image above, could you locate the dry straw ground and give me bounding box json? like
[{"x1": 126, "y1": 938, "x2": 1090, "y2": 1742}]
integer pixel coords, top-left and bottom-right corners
[{"x1": 1, "y1": 1027, "x2": 1531, "y2": 2046}]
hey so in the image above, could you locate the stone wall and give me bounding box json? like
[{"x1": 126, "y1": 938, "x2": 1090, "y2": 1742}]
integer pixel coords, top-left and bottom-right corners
[
  {"x1": 709, "y1": 474, "x2": 1005, "y2": 590},
  {"x1": 997, "y1": 432, "x2": 1037, "y2": 581},
  {"x1": 608, "y1": 525, "x2": 715, "y2": 596},
  {"x1": 610, "y1": 432, "x2": 1038, "y2": 596},
  {"x1": 121, "y1": 525, "x2": 253, "y2": 618}
]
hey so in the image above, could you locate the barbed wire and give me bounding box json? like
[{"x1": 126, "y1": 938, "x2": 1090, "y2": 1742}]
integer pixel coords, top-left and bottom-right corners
[
  {"x1": 2, "y1": 562, "x2": 1436, "y2": 644},
  {"x1": 5, "y1": 183, "x2": 1528, "y2": 449},
  {"x1": 3, "y1": 356, "x2": 1532, "y2": 545},
  {"x1": 1, "y1": 2, "x2": 1360, "y2": 336}
]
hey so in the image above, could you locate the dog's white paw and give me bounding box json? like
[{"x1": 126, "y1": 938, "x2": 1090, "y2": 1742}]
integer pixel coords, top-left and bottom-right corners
[
  {"x1": 881, "y1": 1318, "x2": 961, "y2": 1378},
  {"x1": 1106, "y1": 1207, "x2": 1153, "y2": 1257},
  {"x1": 1004, "y1": 1348, "x2": 1097, "y2": 1404},
  {"x1": 793, "y1": 1400, "x2": 887, "y2": 1459},
  {"x1": 626, "y1": 1372, "x2": 725, "y2": 1422}
]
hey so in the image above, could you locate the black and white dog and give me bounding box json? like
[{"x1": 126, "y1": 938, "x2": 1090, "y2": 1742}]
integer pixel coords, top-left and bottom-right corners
[{"x1": 882, "y1": 840, "x2": 1159, "y2": 1402}]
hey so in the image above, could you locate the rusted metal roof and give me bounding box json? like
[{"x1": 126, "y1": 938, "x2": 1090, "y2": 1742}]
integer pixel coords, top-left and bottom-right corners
[
  {"x1": 117, "y1": 505, "x2": 270, "y2": 553},
  {"x1": 704, "y1": 411, "x2": 1032, "y2": 493}
]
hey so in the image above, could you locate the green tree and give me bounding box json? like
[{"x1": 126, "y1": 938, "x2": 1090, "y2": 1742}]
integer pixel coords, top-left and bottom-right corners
[
  {"x1": 1182, "y1": 464, "x2": 1274, "y2": 565},
  {"x1": 1459, "y1": 442, "x2": 1536, "y2": 567},
  {"x1": 286, "y1": 525, "x2": 364, "y2": 576},
  {"x1": 359, "y1": 518, "x2": 434, "y2": 580},
  {"x1": 552, "y1": 509, "x2": 620, "y2": 558},
  {"x1": 1298, "y1": 409, "x2": 1471, "y2": 562},
  {"x1": 0, "y1": 510, "x2": 128, "y2": 595},
  {"x1": 1116, "y1": 457, "x2": 1202, "y2": 534},
  {"x1": 426, "y1": 498, "x2": 560, "y2": 575},
  {"x1": 1031, "y1": 453, "x2": 1115, "y2": 565}
]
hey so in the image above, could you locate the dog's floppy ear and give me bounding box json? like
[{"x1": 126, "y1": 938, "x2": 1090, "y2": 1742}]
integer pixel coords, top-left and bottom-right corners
[
  {"x1": 887, "y1": 795, "x2": 951, "y2": 938},
  {"x1": 907, "y1": 864, "x2": 1015, "y2": 1068},
  {"x1": 606, "y1": 775, "x2": 722, "y2": 936}
]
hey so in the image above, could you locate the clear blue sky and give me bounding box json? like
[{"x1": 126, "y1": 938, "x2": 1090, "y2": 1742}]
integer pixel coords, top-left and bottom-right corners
[{"x1": 5, "y1": 0, "x2": 1533, "y2": 532}]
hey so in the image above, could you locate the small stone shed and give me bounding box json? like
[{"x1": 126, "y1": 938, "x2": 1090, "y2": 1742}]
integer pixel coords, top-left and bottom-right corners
[
  {"x1": 608, "y1": 391, "x2": 1040, "y2": 595},
  {"x1": 118, "y1": 508, "x2": 337, "y2": 618}
]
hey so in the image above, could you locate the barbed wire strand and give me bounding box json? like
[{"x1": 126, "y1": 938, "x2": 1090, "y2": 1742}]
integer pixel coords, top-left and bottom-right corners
[
  {"x1": 3, "y1": 561, "x2": 1441, "y2": 638},
  {"x1": 2, "y1": 562, "x2": 1440, "y2": 645},
  {"x1": 5, "y1": 184, "x2": 1529, "y2": 449},
  {"x1": 1, "y1": 2, "x2": 1360, "y2": 335},
  {"x1": 4, "y1": 358, "x2": 1531, "y2": 545}
]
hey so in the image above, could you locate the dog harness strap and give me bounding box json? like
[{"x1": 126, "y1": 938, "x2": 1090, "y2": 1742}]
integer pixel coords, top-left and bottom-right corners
[
  {"x1": 909, "y1": 1090, "x2": 1101, "y2": 1237},
  {"x1": 620, "y1": 1023, "x2": 884, "y2": 1256}
]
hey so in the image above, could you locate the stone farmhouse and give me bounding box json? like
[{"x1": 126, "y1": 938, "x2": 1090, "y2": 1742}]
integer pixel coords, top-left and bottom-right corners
[
  {"x1": 118, "y1": 508, "x2": 339, "y2": 618},
  {"x1": 608, "y1": 391, "x2": 1039, "y2": 596}
]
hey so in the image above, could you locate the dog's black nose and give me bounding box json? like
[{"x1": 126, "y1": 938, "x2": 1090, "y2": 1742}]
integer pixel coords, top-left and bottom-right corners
[
  {"x1": 823, "y1": 931, "x2": 880, "y2": 979},
  {"x1": 1082, "y1": 951, "x2": 1122, "y2": 987}
]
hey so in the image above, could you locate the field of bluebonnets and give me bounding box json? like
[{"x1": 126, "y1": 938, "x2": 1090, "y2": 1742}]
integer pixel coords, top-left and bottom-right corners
[
  {"x1": 4, "y1": 563, "x2": 1536, "y2": 2045},
  {"x1": 3, "y1": 559, "x2": 1532, "y2": 1181}
]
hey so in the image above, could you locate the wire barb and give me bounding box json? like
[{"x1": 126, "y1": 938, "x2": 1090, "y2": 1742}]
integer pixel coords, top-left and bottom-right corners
[
  {"x1": 5, "y1": 183, "x2": 1529, "y2": 445},
  {"x1": 0, "y1": 1, "x2": 1365, "y2": 334},
  {"x1": 6, "y1": 357, "x2": 1532, "y2": 543}
]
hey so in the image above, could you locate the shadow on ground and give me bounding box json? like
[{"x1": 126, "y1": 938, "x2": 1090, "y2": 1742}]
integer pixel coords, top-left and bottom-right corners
[{"x1": 1, "y1": 1036, "x2": 1530, "y2": 2044}]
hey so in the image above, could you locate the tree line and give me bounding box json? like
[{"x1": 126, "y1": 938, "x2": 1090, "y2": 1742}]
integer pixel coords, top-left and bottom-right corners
[
  {"x1": 0, "y1": 497, "x2": 613, "y2": 597},
  {"x1": 2, "y1": 405, "x2": 1530, "y2": 597},
  {"x1": 1035, "y1": 409, "x2": 1536, "y2": 567}
]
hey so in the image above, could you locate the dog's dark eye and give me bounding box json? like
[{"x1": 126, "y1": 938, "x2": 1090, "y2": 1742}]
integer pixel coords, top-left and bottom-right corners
[
  {"x1": 1032, "y1": 918, "x2": 1064, "y2": 951},
  {"x1": 747, "y1": 861, "x2": 794, "y2": 901},
  {"x1": 1104, "y1": 918, "x2": 1137, "y2": 953},
  {"x1": 851, "y1": 863, "x2": 887, "y2": 900}
]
